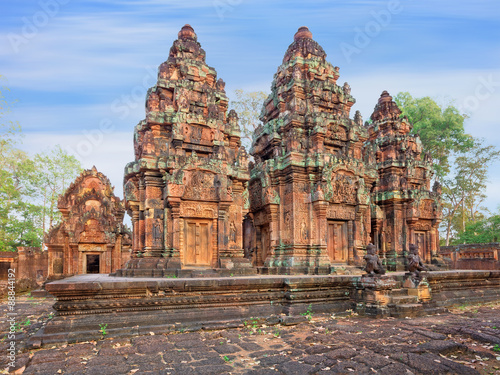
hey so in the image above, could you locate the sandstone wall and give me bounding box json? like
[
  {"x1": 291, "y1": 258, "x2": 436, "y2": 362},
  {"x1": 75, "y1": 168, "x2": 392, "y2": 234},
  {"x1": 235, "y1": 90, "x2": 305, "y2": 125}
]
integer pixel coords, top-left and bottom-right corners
[{"x1": 440, "y1": 243, "x2": 500, "y2": 270}]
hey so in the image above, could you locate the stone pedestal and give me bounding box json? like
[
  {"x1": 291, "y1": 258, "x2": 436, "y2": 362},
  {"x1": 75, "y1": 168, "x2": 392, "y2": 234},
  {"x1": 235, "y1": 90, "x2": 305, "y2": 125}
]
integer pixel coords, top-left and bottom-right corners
[
  {"x1": 404, "y1": 275, "x2": 432, "y2": 302},
  {"x1": 355, "y1": 275, "x2": 397, "y2": 317}
]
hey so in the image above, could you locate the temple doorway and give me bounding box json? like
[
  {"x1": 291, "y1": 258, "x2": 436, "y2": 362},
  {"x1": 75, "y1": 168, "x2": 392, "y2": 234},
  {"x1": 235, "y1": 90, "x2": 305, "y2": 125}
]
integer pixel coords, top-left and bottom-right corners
[
  {"x1": 327, "y1": 221, "x2": 348, "y2": 262},
  {"x1": 415, "y1": 231, "x2": 427, "y2": 261},
  {"x1": 86, "y1": 254, "x2": 100, "y2": 274},
  {"x1": 184, "y1": 219, "x2": 212, "y2": 267}
]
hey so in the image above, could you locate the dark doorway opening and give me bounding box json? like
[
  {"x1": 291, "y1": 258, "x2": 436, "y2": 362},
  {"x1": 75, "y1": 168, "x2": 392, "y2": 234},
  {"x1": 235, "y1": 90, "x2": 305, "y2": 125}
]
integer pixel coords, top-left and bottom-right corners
[{"x1": 86, "y1": 254, "x2": 100, "y2": 274}]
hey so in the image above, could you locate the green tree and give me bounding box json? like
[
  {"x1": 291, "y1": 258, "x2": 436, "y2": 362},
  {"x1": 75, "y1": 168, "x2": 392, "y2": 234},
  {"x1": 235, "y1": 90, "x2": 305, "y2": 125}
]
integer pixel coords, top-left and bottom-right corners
[
  {"x1": 0, "y1": 76, "x2": 83, "y2": 250},
  {"x1": 394, "y1": 92, "x2": 473, "y2": 178},
  {"x1": 455, "y1": 213, "x2": 500, "y2": 244},
  {"x1": 230, "y1": 89, "x2": 267, "y2": 150},
  {"x1": 34, "y1": 146, "x2": 83, "y2": 234},
  {"x1": 0, "y1": 77, "x2": 32, "y2": 251},
  {"x1": 0, "y1": 127, "x2": 40, "y2": 249},
  {"x1": 440, "y1": 139, "x2": 500, "y2": 245}
]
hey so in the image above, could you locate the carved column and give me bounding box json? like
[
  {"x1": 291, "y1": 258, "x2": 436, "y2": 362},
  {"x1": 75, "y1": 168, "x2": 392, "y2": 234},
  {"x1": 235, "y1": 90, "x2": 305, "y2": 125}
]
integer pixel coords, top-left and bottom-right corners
[
  {"x1": 169, "y1": 199, "x2": 181, "y2": 260},
  {"x1": 255, "y1": 226, "x2": 263, "y2": 266},
  {"x1": 268, "y1": 204, "x2": 280, "y2": 259},
  {"x1": 372, "y1": 218, "x2": 382, "y2": 258},
  {"x1": 63, "y1": 238, "x2": 71, "y2": 275},
  {"x1": 113, "y1": 235, "x2": 121, "y2": 272},
  {"x1": 312, "y1": 200, "x2": 328, "y2": 247},
  {"x1": 348, "y1": 220, "x2": 354, "y2": 263},
  {"x1": 143, "y1": 172, "x2": 164, "y2": 257},
  {"x1": 131, "y1": 208, "x2": 140, "y2": 255},
  {"x1": 426, "y1": 230, "x2": 432, "y2": 263},
  {"x1": 218, "y1": 203, "x2": 230, "y2": 268},
  {"x1": 138, "y1": 180, "x2": 145, "y2": 253},
  {"x1": 231, "y1": 181, "x2": 246, "y2": 258}
]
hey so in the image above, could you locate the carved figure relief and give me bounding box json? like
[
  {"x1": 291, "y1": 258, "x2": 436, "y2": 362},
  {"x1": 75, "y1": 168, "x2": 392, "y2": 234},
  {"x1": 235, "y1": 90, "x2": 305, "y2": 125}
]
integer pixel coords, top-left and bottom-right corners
[{"x1": 229, "y1": 221, "x2": 237, "y2": 243}]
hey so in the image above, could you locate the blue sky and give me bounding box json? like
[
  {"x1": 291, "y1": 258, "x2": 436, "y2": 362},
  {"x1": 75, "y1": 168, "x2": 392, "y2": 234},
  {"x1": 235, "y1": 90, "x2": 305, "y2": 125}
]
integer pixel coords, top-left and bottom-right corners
[{"x1": 1, "y1": 0, "x2": 500, "y2": 211}]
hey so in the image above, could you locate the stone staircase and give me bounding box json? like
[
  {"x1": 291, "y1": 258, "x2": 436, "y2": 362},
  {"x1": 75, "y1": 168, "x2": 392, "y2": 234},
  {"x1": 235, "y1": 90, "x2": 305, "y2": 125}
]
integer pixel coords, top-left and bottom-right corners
[
  {"x1": 356, "y1": 276, "x2": 448, "y2": 318},
  {"x1": 387, "y1": 287, "x2": 447, "y2": 318}
]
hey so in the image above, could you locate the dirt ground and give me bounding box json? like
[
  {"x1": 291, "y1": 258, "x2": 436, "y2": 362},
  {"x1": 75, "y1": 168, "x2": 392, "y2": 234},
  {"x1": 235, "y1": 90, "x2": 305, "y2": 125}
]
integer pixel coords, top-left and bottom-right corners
[{"x1": 1, "y1": 294, "x2": 500, "y2": 374}]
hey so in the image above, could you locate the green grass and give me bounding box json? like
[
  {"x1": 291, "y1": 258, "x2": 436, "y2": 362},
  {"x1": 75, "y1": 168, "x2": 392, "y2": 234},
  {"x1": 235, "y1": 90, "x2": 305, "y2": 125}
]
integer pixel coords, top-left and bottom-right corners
[
  {"x1": 300, "y1": 304, "x2": 313, "y2": 321},
  {"x1": 99, "y1": 323, "x2": 108, "y2": 338}
]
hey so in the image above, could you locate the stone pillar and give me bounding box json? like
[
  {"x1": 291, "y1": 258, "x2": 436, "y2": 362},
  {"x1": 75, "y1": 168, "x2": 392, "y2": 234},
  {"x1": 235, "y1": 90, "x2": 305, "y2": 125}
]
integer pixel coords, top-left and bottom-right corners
[
  {"x1": 348, "y1": 220, "x2": 354, "y2": 263},
  {"x1": 143, "y1": 172, "x2": 164, "y2": 257},
  {"x1": 426, "y1": 230, "x2": 432, "y2": 263},
  {"x1": 169, "y1": 199, "x2": 181, "y2": 258},
  {"x1": 312, "y1": 200, "x2": 328, "y2": 248},
  {"x1": 218, "y1": 204, "x2": 229, "y2": 268},
  {"x1": 230, "y1": 181, "x2": 246, "y2": 258},
  {"x1": 113, "y1": 236, "x2": 121, "y2": 272},
  {"x1": 255, "y1": 226, "x2": 263, "y2": 266},
  {"x1": 138, "y1": 180, "x2": 145, "y2": 253},
  {"x1": 430, "y1": 225, "x2": 439, "y2": 257},
  {"x1": 131, "y1": 208, "x2": 140, "y2": 255},
  {"x1": 64, "y1": 238, "x2": 71, "y2": 276},
  {"x1": 268, "y1": 204, "x2": 280, "y2": 260}
]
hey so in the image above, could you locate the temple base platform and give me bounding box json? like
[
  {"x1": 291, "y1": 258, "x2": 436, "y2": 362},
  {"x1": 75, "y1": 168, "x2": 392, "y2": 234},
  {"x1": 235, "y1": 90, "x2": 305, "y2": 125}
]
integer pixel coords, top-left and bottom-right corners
[{"x1": 28, "y1": 270, "x2": 500, "y2": 348}]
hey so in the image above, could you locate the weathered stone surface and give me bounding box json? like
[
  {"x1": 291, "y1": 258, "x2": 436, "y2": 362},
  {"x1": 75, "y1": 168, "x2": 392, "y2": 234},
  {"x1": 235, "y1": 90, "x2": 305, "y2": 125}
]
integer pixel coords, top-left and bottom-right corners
[
  {"x1": 45, "y1": 167, "x2": 131, "y2": 277},
  {"x1": 276, "y1": 361, "x2": 317, "y2": 374},
  {"x1": 4, "y1": 294, "x2": 500, "y2": 375},
  {"x1": 365, "y1": 91, "x2": 442, "y2": 271},
  {"x1": 247, "y1": 27, "x2": 441, "y2": 273},
  {"x1": 440, "y1": 243, "x2": 500, "y2": 270},
  {"x1": 120, "y1": 24, "x2": 250, "y2": 276},
  {"x1": 417, "y1": 339, "x2": 467, "y2": 354}
]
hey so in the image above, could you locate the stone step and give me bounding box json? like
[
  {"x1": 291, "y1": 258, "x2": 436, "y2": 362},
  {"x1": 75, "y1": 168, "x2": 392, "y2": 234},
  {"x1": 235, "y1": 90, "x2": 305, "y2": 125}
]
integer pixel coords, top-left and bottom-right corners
[
  {"x1": 391, "y1": 295, "x2": 419, "y2": 304},
  {"x1": 390, "y1": 288, "x2": 409, "y2": 297},
  {"x1": 389, "y1": 303, "x2": 426, "y2": 318},
  {"x1": 31, "y1": 289, "x2": 53, "y2": 298}
]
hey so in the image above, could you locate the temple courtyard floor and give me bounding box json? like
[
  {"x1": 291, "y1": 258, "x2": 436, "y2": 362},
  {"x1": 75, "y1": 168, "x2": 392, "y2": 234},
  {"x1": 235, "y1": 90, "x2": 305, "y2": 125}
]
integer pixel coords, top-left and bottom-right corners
[{"x1": 1, "y1": 295, "x2": 500, "y2": 374}]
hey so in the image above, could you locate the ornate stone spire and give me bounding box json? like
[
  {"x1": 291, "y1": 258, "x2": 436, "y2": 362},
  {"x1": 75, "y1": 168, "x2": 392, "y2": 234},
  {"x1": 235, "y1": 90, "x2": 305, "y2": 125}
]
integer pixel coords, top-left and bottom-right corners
[
  {"x1": 370, "y1": 91, "x2": 402, "y2": 122},
  {"x1": 177, "y1": 24, "x2": 197, "y2": 40},
  {"x1": 294, "y1": 26, "x2": 313, "y2": 41},
  {"x1": 283, "y1": 26, "x2": 326, "y2": 63}
]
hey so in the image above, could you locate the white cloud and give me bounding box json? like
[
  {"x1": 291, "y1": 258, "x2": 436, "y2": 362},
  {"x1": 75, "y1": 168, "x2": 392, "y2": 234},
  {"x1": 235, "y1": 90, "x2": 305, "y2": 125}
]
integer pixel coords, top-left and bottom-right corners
[{"x1": 19, "y1": 131, "x2": 133, "y2": 199}]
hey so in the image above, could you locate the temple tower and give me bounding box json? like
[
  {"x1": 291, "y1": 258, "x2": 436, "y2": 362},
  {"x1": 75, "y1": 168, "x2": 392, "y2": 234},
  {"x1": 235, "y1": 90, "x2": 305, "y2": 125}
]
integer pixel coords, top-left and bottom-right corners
[
  {"x1": 45, "y1": 167, "x2": 131, "y2": 278},
  {"x1": 121, "y1": 25, "x2": 251, "y2": 276},
  {"x1": 248, "y1": 27, "x2": 377, "y2": 274},
  {"x1": 365, "y1": 91, "x2": 442, "y2": 270}
]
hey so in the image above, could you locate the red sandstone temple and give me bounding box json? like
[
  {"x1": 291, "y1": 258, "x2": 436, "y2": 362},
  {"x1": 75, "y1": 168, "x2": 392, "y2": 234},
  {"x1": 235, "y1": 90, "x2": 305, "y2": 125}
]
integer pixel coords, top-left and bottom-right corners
[
  {"x1": 120, "y1": 25, "x2": 251, "y2": 276},
  {"x1": 45, "y1": 167, "x2": 132, "y2": 277},
  {"x1": 247, "y1": 27, "x2": 441, "y2": 273},
  {"x1": 118, "y1": 25, "x2": 441, "y2": 276}
]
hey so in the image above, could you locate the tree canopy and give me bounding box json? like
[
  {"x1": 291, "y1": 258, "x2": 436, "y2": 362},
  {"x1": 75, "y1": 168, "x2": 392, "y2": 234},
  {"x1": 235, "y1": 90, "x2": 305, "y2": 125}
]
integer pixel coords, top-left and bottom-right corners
[
  {"x1": 394, "y1": 92, "x2": 474, "y2": 179},
  {"x1": 0, "y1": 78, "x2": 83, "y2": 251},
  {"x1": 230, "y1": 89, "x2": 267, "y2": 151},
  {"x1": 394, "y1": 92, "x2": 499, "y2": 245}
]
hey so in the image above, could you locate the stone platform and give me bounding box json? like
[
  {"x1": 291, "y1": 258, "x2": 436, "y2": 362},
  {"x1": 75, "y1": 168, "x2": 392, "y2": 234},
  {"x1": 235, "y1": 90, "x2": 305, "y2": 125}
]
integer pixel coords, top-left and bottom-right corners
[{"x1": 29, "y1": 270, "x2": 500, "y2": 348}]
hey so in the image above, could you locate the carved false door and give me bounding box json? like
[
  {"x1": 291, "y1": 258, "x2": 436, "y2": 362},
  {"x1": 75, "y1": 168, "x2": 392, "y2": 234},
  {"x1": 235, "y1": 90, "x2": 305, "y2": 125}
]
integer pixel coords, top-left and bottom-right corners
[
  {"x1": 415, "y1": 231, "x2": 427, "y2": 262},
  {"x1": 184, "y1": 220, "x2": 212, "y2": 267},
  {"x1": 327, "y1": 221, "x2": 347, "y2": 262}
]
